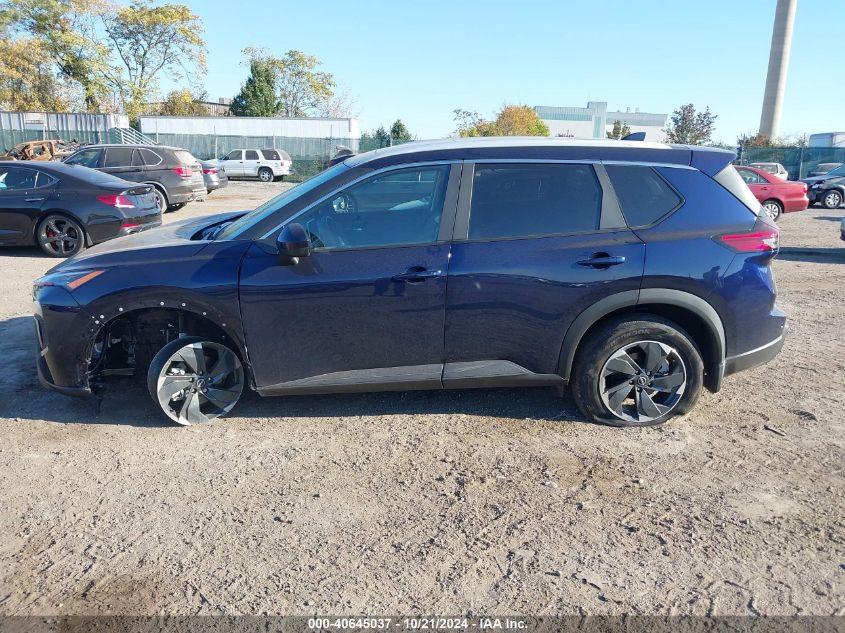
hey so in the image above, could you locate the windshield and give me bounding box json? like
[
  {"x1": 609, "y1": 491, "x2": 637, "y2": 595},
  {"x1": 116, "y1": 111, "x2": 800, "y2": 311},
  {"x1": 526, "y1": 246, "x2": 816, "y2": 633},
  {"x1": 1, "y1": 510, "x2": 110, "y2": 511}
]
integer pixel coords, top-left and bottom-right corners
[
  {"x1": 825, "y1": 165, "x2": 845, "y2": 177},
  {"x1": 216, "y1": 162, "x2": 349, "y2": 240}
]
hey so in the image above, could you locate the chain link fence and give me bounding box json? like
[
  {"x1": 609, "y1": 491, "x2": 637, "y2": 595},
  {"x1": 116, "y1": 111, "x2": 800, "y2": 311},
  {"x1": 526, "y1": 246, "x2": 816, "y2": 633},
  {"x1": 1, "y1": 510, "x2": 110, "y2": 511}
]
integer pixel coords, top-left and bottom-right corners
[{"x1": 735, "y1": 146, "x2": 845, "y2": 180}]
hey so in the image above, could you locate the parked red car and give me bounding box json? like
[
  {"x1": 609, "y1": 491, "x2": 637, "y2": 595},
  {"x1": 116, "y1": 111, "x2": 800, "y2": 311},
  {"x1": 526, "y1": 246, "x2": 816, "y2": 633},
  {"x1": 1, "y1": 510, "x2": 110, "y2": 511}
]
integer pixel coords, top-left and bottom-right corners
[{"x1": 735, "y1": 165, "x2": 808, "y2": 220}]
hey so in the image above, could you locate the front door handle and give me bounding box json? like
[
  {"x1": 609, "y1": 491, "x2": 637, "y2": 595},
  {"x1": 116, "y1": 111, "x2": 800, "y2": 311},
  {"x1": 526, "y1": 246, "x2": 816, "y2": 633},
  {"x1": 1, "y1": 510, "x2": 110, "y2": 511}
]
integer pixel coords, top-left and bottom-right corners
[
  {"x1": 392, "y1": 267, "x2": 443, "y2": 283},
  {"x1": 25, "y1": 197, "x2": 46, "y2": 202},
  {"x1": 577, "y1": 254, "x2": 626, "y2": 269}
]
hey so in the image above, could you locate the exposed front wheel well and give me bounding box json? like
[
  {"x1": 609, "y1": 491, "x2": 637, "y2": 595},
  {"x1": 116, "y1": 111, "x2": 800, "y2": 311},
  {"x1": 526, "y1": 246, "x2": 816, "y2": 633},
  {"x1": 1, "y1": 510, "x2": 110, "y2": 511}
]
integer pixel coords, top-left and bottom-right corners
[
  {"x1": 87, "y1": 307, "x2": 248, "y2": 388},
  {"x1": 567, "y1": 304, "x2": 722, "y2": 392}
]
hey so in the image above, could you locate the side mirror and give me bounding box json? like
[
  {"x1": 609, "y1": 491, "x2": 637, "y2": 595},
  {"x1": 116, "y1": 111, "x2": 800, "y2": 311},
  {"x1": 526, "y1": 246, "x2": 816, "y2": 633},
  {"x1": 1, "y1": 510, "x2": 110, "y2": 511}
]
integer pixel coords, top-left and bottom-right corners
[{"x1": 276, "y1": 222, "x2": 311, "y2": 265}]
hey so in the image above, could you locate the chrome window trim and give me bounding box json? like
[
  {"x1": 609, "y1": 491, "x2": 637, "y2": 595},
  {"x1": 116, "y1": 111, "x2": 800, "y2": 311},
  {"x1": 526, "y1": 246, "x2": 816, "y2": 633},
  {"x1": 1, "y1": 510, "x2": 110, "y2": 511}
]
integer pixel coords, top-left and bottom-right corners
[{"x1": 259, "y1": 160, "x2": 461, "y2": 240}]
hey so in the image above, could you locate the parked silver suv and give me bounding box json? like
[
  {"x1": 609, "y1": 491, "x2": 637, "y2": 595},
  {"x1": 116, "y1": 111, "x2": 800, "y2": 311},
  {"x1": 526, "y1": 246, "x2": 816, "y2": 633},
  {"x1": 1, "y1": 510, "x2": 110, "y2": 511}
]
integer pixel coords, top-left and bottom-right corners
[{"x1": 217, "y1": 149, "x2": 292, "y2": 182}]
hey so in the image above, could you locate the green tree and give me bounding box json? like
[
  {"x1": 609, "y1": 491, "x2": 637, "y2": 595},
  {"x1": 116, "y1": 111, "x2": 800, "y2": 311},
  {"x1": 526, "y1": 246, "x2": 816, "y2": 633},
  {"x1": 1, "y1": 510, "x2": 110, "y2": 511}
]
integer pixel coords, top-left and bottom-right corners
[
  {"x1": 664, "y1": 103, "x2": 717, "y2": 145},
  {"x1": 157, "y1": 88, "x2": 207, "y2": 116},
  {"x1": 454, "y1": 104, "x2": 549, "y2": 137},
  {"x1": 374, "y1": 125, "x2": 390, "y2": 147},
  {"x1": 389, "y1": 119, "x2": 412, "y2": 143},
  {"x1": 607, "y1": 119, "x2": 632, "y2": 139},
  {"x1": 229, "y1": 58, "x2": 278, "y2": 116},
  {"x1": 0, "y1": 0, "x2": 111, "y2": 111},
  {"x1": 102, "y1": 0, "x2": 206, "y2": 123},
  {"x1": 0, "y1": 36, "x2": 70, "y2": 111}
]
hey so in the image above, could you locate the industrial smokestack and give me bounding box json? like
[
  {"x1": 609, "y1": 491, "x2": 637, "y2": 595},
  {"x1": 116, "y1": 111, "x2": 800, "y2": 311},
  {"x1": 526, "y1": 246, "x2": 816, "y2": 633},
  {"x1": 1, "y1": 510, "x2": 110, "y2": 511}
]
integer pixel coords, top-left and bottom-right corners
[{"x1": 758, "y1": 0, "x2": 798, "y2": 140}]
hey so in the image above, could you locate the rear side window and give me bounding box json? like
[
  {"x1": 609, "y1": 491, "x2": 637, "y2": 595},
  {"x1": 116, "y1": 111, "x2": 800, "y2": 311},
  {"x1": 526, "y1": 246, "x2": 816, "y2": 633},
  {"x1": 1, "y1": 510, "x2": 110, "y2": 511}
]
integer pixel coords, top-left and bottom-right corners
[
  {"x1": 468, "y1": 163, "x2": 602, "y2": 240},
  {"x1": 713, "y1": 166, "x2": 762, "y2": 215},
  {"x1": 103, "y1": 147, "x2": 135, "y2": 167},
  {"x1": 260, "y1": 149, "x2": 280, "y2": 160},
  {"x1": 605, "y1": 165, "x2": 682, "y2": 227},
  {"x1": 245, "y1": 150, "x2": 259, "y2": 160}
]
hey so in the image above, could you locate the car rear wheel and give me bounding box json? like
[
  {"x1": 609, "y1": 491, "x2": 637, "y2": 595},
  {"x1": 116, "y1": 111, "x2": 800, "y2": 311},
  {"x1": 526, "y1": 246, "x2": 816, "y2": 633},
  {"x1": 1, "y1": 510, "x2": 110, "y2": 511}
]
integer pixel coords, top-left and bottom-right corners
[
  {"x1": 147, "y1": 336, "x2": 244, "y2": 426},
  {"x1": 570, "y1": 315, "x2": 704, "y2": 427},
  {"x1": 36, "y1": 214, "x2": 85, "y2": 258},
  {"x1": 258, "y1": 167, "x2": 273, "y2": 182},
  {"x1": 152, "y1": 188, "x2": 168, "y2": 213},
  {"x1": 821, "y1": 189, "x2": 843, "y2": 209},
  {"x1": 762, "y1": 199, "x2": 783, "y2": 221}
]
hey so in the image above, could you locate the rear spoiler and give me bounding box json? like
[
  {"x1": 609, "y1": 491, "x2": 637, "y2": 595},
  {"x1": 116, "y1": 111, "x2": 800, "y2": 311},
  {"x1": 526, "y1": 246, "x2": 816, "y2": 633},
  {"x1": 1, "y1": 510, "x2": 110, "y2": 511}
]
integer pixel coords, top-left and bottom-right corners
[{"x1": 124, "y1": 185, "x2": 154, "y2": 196}]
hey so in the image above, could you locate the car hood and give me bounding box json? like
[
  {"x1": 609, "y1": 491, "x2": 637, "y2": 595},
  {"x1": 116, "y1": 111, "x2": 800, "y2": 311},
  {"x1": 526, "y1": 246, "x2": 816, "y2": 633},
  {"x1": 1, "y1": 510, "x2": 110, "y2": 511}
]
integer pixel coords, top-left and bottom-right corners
[
  {"x1": 802, "y1": 175, "x2": 842, "y2": 185},
  {"x1": 49, "y1": 210, "x2": 248, "y2": 273}
]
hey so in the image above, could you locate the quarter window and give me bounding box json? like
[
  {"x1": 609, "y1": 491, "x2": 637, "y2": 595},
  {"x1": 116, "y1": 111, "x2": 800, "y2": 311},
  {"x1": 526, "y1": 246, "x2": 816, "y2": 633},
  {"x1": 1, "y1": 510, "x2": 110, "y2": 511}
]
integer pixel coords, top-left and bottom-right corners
[
  {"x1": 139, "y1": 148, "x2": 162, "y2": 166},
  {"x1": 468, "y1": 163, "x2": 602, "y2": 240},
  {"x1": 605, "y1": 165, "x2": 682, "y2": 227},
  {"x1": 292, "y1": 165, "x2": 451, "y2": 250}
]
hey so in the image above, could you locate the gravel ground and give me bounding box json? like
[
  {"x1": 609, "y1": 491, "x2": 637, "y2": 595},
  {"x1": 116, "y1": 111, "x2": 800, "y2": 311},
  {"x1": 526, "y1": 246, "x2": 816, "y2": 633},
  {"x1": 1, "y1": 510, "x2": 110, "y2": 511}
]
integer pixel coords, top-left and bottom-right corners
[{"x1": 0, "y1": 181, "x2": 843, "y2": 616}]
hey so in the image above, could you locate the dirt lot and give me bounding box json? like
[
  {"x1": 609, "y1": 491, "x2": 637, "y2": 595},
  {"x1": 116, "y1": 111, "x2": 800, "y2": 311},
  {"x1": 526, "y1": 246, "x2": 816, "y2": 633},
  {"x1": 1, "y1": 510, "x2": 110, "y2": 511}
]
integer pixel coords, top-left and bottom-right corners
[{"x1": 0, "y1": 180, "x2": 843, "y2": 616}]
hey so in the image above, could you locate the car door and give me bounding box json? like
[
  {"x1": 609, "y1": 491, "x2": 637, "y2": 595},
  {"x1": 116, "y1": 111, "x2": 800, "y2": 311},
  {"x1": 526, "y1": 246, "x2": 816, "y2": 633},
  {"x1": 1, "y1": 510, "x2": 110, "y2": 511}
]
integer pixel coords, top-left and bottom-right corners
[
  {"x1": 242, "y1": 150, "x2": 261, "y2": 177},
  {"x1": 0, "y1": 166, "x2": 52, "y2": 245},
  {"x1": 238, "y1": 162, "x2": 461, "y2": 392},
  {"x1": 443, "y1": 162, "x2": 646, "y2": 385},
  {"x1": 221, "y1": 150, "x2": 243, "y2": 176},
  {"x1": 100, "y1": 146, "x2": 140, "y2": 183}
]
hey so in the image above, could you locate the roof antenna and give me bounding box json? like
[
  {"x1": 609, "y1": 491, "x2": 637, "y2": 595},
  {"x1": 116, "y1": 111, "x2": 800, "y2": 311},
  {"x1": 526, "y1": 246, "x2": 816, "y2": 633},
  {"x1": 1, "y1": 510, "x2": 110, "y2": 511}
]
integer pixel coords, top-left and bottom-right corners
[{"x1": 621, "y1": 132, "x2": 646, "y2": 141}]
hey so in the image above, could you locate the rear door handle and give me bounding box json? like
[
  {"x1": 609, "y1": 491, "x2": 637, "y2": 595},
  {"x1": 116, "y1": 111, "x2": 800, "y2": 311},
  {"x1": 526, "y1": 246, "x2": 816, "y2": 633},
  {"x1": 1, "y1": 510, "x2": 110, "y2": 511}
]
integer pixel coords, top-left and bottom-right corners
[
  {"x1": 392, "y1": 267, "x2": 443, "y2": 282},
  {"x1": 25, "y1": 197, "x2": 45, "y2": 202},
  {"x1": 577, "y1": 255, "x2": 626, "y2": 268}
]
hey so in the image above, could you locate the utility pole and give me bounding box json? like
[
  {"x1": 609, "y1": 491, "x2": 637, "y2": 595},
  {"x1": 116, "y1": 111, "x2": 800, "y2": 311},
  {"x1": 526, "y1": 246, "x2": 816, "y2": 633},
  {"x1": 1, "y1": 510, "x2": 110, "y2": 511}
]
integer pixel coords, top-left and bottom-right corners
[{"x1": 758, "y1": 0, "x2": 797, "y2": 140}]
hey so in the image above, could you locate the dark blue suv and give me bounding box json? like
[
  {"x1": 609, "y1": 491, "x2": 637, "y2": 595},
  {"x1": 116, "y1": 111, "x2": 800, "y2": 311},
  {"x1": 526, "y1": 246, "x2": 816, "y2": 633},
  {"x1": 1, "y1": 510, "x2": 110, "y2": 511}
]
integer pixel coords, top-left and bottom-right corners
[{"x1": 33, "y1": 138, "x2": 786, "y2": 427}]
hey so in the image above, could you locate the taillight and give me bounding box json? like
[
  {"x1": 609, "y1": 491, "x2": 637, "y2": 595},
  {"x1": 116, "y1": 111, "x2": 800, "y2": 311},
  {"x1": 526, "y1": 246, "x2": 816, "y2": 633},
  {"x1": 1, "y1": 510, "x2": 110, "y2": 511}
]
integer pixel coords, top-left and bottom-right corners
[
  {"x1": 97, "y1": 194, "x2": 135, "y2": 209},
  {"x1": 717, "y1": 227, "x2": 779, "y2": 252},
  {"x1": 172, "y1": 166, "x2": 192, "y2": 178},
  {"x1": 202, "y1": 168, "x2": 218, "y2": 174}
]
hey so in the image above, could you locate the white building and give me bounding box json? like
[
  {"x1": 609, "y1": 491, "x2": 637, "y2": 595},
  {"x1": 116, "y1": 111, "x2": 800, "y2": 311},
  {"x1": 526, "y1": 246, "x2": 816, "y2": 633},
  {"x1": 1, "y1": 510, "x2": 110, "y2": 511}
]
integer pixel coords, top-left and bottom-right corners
[{"x1": 534, "y1": 102, "x2": 667, "y2": 141}]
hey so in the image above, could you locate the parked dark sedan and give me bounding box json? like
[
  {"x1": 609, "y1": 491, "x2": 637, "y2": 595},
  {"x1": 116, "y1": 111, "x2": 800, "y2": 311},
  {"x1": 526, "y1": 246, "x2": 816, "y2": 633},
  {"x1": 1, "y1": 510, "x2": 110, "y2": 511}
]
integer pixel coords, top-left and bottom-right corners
[
  {"x1": 0, "y1": 161, "x2": 160, "y2": 257},
  {"x1": 801, "y1": 163, "x2": 845, "y2": 209},
  {"x1": 34, "y1": 138, "x2": 785, "y2": 428}
]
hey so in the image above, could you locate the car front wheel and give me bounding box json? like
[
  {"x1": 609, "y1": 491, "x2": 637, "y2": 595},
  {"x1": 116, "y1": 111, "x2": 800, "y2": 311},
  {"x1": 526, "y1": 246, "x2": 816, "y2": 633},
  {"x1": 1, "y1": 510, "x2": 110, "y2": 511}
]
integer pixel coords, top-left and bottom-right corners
[
  {"x1": 821, "y1": 189, "x2": 843, "y2": 209},
  {"x1": 570, "y1": 315, "x2": 704, "y2": 427},
  {"x1": 147, "y1": 336, "x2": 244, "y2": 425}
]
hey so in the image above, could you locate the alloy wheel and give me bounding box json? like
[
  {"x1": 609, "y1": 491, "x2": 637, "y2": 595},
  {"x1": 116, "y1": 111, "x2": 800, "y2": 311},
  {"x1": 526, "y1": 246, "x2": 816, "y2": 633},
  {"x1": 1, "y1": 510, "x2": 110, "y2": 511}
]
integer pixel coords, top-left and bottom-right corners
[
  {"x1": 259, "y1": 168, "x2": 273, "y2": 182},
  {"x1": 599, "y1": 340, "x2": 687, "y2": 424},
  {"x1": 762, "y1": 201, "x2": 781, "y2": 221},
  {"x1": 823, "y1": 191, "x2": 842, "y2": 209},
  {"x1": 38, "y1": 215, "x2": 83, "y2": 257},
  {"x1": 155, "y1": 341, "x2": 244, "y2": 425}
]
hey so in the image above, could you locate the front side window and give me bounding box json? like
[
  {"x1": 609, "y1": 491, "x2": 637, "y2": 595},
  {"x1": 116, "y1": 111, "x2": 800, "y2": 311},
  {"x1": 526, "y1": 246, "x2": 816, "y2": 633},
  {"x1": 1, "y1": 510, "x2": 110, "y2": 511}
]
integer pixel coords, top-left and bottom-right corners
[
  {"x1": 65, "y1": 148, "x2": 101, "y2": 168},
  {"x1": 468, "y1": 163, "x2": 602, "y2": 240},
  {"x1": 0, "y1": 167, "x2": 38, "y2": 190},
  {"x1": 605, "y1": 165, "x2": 683, "y2": 227},
  {"x1": 103, "y1": 147, "x2": 135, "y2": 167},
  {"x1": 293, "y1": 165, "x2": 451, "y2": 250},
  {"x1": 245, "y1": 150, "x2": 259, "y2": 160},
  {"x1": 225, "y1": 150, "x2": 242, "y2": 161}
]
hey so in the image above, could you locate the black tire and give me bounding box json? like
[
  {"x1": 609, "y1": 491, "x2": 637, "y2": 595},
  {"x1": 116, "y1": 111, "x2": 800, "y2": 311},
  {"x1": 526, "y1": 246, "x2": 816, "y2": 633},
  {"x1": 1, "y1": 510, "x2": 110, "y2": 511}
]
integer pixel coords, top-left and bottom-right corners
[
  {"x1": 273, "y1": 175, "x2": 285, "y2": 182},
  {"x1": 762, "y1": 199, "x2": 783, "y2": 221},
  {"x1": 147, "y1": 336, "x2": 244, "y2": 426},
  {"x1": 258, "y1": 167, "x2": 273, "y2": 183},
  {"x1": 570, "y1": 315, "x2": 704, "y2": 427},
  {"x1": 152, "y1": 187, "x2": 168, "y2": 213},
  {"x1": 821, "y1": 189, "x2": 843, "y2": 209},
  {"x1": 35, "y1": 214, "x2": 85, "y2": 258},
  {"x1": 167, "y1": 202, "x2": 187, "y2": 212}
]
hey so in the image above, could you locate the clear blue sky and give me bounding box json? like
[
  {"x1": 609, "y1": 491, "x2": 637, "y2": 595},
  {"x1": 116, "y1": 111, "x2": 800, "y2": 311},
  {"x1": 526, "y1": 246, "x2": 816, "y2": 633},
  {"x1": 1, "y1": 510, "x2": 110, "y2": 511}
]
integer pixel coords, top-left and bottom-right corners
[{"x1": 176, "y1": 0, "x2": 843, "y2": 143}]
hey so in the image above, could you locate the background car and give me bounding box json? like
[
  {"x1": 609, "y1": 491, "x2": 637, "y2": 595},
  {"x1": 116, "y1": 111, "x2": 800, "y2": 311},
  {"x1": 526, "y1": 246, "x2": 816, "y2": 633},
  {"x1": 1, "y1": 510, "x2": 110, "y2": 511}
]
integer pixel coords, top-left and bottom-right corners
[
  {"x1": 217, "y1": 148, "x2": 292, "y2": 182},
  {"x1": 749, "y1": 162, "x2": 789, "y2": 180},
  {"x1": 0, "y1": 161, "x2": 160, "y2": 257},
  {"x1": 735, "y1": 165, "x2": 808, "y2": 220},
  {"x1": 201, "y1": 160, "x2": 228, "y2": 194},
  {"x1": 0, "y1": 139, "x2": 79, "y2": 162},
  {"x1": 807, "y1": 162, "x2": 842, "y2": 177},
  {"x1": 63, "y1": 144, "x2": 206, "y2": 213},
  {"x1": 801, "y1": 163, "x2": 845, "y2": 209}
]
